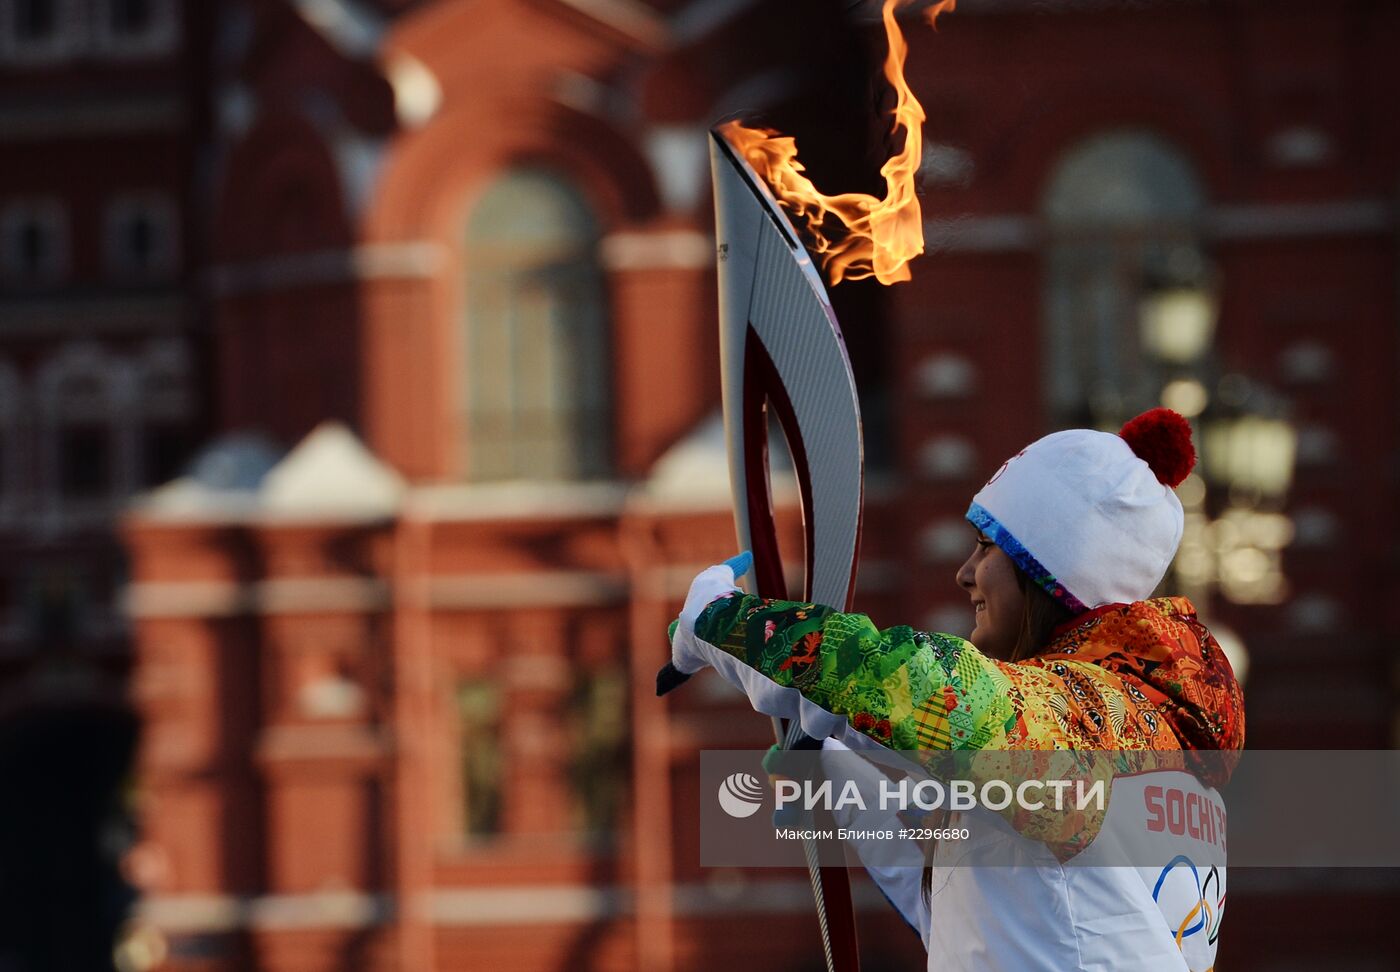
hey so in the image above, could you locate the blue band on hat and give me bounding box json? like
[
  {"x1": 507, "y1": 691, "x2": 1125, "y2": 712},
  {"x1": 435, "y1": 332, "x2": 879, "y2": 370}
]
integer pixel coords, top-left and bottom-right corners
[{"x1": 966, "y1": 502, "x2": 1087, "y2": 614}]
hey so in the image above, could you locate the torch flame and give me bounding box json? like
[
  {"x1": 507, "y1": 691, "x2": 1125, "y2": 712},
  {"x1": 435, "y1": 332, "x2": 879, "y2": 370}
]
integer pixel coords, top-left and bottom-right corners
[{"x1": 719, "y1": 0, "x2": 955, "y2": 286}]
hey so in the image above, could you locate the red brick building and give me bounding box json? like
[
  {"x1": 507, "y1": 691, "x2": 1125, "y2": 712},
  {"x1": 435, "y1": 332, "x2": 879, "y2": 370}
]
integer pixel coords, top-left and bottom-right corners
[
  {"x1": 13, "y1": 0, "x2": 1399, "y2": 969},
  {"x1": 0, "y1": 2, "x2": 211, "y2": 968}
]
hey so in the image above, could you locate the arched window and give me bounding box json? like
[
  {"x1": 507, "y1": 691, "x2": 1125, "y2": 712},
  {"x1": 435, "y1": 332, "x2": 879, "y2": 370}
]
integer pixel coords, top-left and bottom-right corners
[
  {"x1": 462, "y1": 169, "x2": 610, "y2": 481},
  {"x1": 37, "y1": 344, "x2": 132, "y2": 524},
  {"x1": 1041, "y1": 131, "x2": 1208, "y2": 426}
]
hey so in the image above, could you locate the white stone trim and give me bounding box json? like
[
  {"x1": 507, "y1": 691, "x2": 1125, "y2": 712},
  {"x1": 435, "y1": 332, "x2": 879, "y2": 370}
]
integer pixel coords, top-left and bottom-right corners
[
  {"x1": 427, "y1": 878, "x2": 894, "y2": 924},
  {"x1": 207, "y1": 242, "x2": 444, "y2": 296},
  {"x1": 137, "y1": 894, "x2": 245, "y2": 934},
  {"x1": 924, "y1": 199, "x2": 1396, "y2": 254},
  {"x1": 137, "y1": 891, "x2": 392, "y2": 934},
  {"x1": 257, "y1": 577, "x2": 391, "y2": 614},
  {"x1": 249, "y1": 891, "x2": 392, "y2": 930},
  {"x1": 405, "y1": 480, "x2": 629, "y2": 521},
  {"x1": 386, "y1": 52, "x2": 441, "y2": 130},
  {"x1": 427, "y1": 570, "x2": 628, "y2": 610},
  {"x1": 121, "y1": 580, "x2": 247, "y2": 618},
  {"x1": 600, "y1": 230, "x2": 713, "y2": 270},
  {"x1": 122, "y1": 577, "x2": 391, "y2": 619},
  {"x1": 428, "y1": 886, "x2": 627, "y2": 925},
  {"x1": 255, "y1": 725, "x2": 389, "y2": 763}
]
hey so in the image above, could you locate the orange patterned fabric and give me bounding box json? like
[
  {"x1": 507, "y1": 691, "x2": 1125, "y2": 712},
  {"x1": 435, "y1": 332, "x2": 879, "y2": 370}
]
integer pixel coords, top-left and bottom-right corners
[{"x1": 1030, "y1": 597, "x2": 1245, "y2": 760}]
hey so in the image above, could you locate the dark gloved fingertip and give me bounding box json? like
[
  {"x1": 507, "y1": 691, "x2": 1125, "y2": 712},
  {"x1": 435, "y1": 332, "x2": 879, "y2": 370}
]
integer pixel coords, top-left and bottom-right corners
[{"x1": 656, "y1": 662, "x2": 691, "y2": 697}]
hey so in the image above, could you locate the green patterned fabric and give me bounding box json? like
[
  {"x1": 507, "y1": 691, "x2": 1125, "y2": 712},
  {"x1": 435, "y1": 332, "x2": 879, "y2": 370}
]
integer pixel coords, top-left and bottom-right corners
[
  {"x1": 692, "y1": 592, "x2": 1244, "y2": 759},
  {"x1": 694, "y1": 593, "x2": 1019, "y2": 752}
]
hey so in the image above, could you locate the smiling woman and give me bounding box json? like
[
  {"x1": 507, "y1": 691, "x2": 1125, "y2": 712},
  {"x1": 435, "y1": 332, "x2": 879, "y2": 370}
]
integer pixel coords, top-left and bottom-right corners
[
  {"x1": 956, "y1": 536, "x2": 1074, "y2": 663},
  {"x1": 667, "y1": 406, "x2": 1246, "y2": 972}
]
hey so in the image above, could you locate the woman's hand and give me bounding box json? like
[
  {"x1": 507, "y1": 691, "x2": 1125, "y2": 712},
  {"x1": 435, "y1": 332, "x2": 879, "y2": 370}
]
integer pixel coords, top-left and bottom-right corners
[{"x1": 668, "y1": 551, "x2": 752, "y2": 676}]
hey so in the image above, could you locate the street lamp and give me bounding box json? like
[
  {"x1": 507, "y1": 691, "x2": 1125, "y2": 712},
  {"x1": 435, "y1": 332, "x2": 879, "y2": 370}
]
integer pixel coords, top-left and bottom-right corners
[
  {"x1": 1138, "y1": 282, "x2": 1297, "y2": 608},
  {"x1": 1139, "y1": 285, "x2": 1217, "y2": 364},
  {"x1": 1202, "y1": 414, "x2": 1297, "y2": 501}
]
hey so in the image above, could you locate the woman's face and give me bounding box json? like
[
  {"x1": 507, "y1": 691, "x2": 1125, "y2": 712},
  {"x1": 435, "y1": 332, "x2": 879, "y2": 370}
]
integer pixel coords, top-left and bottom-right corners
[{"x1": 955, "y1": 533, "x2": 1024, "y2": 659}]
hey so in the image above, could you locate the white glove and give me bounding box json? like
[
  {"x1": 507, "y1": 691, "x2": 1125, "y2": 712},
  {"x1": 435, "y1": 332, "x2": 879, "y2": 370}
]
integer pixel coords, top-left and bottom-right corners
[{"x1": 670, "y1": 552, "x2": 752, "y2": 674}]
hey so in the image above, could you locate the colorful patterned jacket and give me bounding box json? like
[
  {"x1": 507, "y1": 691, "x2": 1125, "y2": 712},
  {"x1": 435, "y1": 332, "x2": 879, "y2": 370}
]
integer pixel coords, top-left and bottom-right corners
[
  {"x1": 692, "y1": 592, "x2": 1244, "y2": 761},
  {"x1": 675, "y1": 584, "x2": 1246, "y2": 971}
]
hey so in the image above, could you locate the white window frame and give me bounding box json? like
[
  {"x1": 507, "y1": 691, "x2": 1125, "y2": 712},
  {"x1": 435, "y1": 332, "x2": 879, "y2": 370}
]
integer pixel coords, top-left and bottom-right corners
[
  {"x1": 36, "y1": 342, "x2": 138, "y2": 533},
  {"x1": 132, "y1": 337, "x2": 192, "y2": 488},
  {"x1": 0, "y1": 197, "x2": 70, "y2": 284},
  {"x1": 0, "y1": 0, "x2": 85, "y2": 66},
  {"x1": 92, "y1": 0, "x2": 176, "y2": 59},
  {"x1": 104, "y1": 191, "x2": 179, "y2": 280}
]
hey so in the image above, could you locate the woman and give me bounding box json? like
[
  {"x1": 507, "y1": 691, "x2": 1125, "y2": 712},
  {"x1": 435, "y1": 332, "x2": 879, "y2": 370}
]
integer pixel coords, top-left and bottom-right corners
[{"x1": 668, "y1": 408, "x2": 1244, "y2": 971}]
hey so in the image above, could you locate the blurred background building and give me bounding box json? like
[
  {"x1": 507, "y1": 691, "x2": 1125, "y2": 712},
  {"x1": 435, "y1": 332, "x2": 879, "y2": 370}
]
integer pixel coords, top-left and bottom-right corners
[{"x1": 0, "y1": 0, "x2": 1397, "y2": 970}]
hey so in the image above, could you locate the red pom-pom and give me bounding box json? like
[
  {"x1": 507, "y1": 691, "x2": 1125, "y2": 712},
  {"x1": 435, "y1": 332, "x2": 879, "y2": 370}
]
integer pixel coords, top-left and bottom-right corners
[{"x1": 1119, "y1": 408, "x2": 1196, "y2": 487}]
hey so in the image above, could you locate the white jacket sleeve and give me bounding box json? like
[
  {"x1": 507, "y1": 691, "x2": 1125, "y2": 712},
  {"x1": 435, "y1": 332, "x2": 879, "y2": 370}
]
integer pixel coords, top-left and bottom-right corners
[{"x1": 821, "y1": 737, "x2": 931, "y2": 949}]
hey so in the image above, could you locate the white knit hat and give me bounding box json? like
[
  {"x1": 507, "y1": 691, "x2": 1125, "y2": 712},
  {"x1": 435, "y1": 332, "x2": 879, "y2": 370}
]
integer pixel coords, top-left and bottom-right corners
[{"x1": 966, "y1": 408, "x2": 1196, "y2": 612}]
